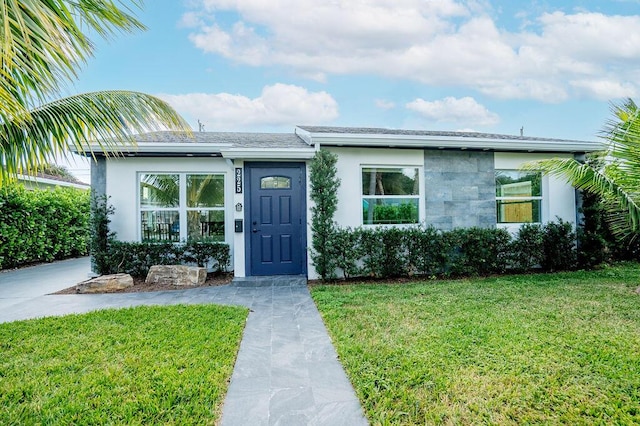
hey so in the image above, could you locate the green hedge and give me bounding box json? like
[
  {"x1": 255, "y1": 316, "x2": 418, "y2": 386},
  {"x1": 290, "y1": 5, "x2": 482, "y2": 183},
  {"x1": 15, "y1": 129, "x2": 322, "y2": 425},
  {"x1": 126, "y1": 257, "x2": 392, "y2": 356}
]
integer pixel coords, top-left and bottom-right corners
[
  {"x1": 89, "y1": 194, "x2": 230, "y2": 278},
  {"x1": 321, "y1": 219, "x2": 577, "y2": 280},
  {"x1": 101, "y1": 241, "x2": 231, "y2": 278},
  {"x1": 0, "y1": 185, "x2": 89, "y2": 269}
]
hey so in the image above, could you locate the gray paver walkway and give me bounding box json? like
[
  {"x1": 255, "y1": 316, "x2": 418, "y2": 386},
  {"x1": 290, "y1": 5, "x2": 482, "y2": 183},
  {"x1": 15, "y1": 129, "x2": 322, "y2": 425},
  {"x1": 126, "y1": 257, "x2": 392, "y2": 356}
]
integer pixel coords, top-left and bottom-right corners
[{"x1": 0, "y1": 259, "x2": 368, "y2": 425}]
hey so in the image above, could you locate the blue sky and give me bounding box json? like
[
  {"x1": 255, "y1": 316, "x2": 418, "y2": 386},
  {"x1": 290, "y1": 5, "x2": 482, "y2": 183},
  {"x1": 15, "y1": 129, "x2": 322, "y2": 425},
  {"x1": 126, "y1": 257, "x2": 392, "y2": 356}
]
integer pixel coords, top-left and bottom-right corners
[{"x1": 65, "y1": 0, "x2": 640, "y2": 179}]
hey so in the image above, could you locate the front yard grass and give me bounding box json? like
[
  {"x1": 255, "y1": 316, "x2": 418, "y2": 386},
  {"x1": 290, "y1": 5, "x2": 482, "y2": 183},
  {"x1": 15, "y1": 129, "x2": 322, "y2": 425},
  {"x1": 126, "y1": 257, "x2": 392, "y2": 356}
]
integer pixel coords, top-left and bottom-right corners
[
  {"x1": 312, "y1": 264, "x2": 640, "y2": 425},
  {"x1": 0, "y1": 304, "x2": 248, "y2": 424}
]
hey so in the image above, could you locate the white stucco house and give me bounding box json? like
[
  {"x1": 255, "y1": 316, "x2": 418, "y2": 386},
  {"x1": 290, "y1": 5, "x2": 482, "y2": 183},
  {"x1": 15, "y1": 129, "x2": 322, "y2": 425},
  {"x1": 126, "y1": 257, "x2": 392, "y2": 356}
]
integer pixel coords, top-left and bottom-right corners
[{"x1": 81, "y1": 126, "x2": 603, "y2": 279}]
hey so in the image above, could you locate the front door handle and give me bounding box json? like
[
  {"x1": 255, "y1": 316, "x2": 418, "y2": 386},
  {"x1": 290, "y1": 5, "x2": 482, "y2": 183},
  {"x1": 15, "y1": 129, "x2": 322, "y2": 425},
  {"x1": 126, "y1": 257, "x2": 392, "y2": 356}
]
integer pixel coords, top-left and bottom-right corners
[{"x1": 252, "y1": 228, "x2": 259, "y2": 233}]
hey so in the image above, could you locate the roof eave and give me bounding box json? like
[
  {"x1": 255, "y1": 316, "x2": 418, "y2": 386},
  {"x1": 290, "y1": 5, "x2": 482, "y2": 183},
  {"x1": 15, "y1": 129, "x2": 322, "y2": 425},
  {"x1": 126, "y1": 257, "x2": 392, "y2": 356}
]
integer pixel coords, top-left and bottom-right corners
[
  {"x1": 220, "y1": 148, "x2": 315, "y2": 160},
  {"x1": 296, "y1": 131, "x2": 605, "y2": 153},
  {"x1": 72, "y1": 142, "x2": 232, "y2": 156},
  {"x1": 17, "y1": 174, "x2": 90, "y2": 190}
]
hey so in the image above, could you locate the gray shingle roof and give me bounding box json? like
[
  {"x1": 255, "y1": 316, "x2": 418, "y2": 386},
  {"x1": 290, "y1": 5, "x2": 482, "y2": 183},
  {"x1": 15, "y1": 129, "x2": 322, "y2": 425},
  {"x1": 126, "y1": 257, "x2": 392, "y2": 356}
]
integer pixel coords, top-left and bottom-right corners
[
  {"x1": 82, "y1": 127, "x2": 602, "y2": 156},
  {"x1": 131, "y1": 131, "x2": 309, "y2": 149},
  {"x1": 295, "y1": 126, "x2": 588, "y2": 144}
]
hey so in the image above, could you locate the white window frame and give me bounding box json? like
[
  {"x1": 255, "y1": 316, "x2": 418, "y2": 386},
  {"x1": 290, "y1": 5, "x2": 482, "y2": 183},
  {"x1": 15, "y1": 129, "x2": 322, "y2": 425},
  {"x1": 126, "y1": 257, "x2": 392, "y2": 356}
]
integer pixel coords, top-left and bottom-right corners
[
  {"x1": 495, "y1": 169, "x2": 543, "y2": 225},
  {"x1": 139, "y1": 172, "x2": 225, "y2": 242},
  {"x1": 360, "y1": 165, "x2": 422, "y2": 226}
]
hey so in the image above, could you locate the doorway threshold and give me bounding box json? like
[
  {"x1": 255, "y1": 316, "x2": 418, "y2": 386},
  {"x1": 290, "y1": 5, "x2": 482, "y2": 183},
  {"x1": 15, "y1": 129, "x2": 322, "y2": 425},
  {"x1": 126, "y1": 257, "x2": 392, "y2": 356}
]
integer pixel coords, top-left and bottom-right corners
[{"x1": 232, "y1": 276, "x2": 307, "y2": 287}]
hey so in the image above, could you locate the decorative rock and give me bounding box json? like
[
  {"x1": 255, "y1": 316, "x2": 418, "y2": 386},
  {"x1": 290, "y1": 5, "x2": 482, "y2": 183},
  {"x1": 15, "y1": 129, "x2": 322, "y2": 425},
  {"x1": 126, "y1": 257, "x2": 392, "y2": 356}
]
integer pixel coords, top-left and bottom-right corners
[
  {"x1": 76, "y1": 273, "x2": 133, "y2": 294},
  {"x1": 145, "y1": 265, "x2": 207, "y2": 287}
]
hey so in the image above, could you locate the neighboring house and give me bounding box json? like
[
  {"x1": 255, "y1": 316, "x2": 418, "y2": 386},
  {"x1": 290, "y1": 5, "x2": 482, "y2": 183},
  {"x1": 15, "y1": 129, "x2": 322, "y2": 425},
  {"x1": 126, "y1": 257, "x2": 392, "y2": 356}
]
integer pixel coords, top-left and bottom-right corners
[
  {"x1": 17, "y1": 173, "x2": 90, "y2": 191},
  {"x1": 80, "y1": 126, "x2": 603, "y2": 279}
]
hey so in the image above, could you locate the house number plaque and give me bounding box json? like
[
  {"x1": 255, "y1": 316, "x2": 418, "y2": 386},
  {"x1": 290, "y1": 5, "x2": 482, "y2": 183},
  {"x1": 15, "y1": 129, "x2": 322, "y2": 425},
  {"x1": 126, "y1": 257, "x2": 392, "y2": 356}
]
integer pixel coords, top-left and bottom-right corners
[{"x1": 235, "y1": 168, "x2": 243, "y2": 193}]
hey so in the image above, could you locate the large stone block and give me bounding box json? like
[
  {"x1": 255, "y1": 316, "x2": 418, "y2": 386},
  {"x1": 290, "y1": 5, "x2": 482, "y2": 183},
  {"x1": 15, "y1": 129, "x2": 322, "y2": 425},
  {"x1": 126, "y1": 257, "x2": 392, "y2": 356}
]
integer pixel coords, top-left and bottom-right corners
[
  {"x1": 145, "y1": 265, "x2": 207, "y2": 286},
  {"x1": 76, "y1": 273, "x2": 133, "y2": 293}
]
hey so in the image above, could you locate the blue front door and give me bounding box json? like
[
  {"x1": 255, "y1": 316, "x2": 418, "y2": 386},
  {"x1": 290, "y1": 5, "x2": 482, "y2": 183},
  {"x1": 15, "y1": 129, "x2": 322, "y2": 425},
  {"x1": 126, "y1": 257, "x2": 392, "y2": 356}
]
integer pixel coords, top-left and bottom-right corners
[{"x1": 245, "y1": 163, "x2": 306, "y2": 276}]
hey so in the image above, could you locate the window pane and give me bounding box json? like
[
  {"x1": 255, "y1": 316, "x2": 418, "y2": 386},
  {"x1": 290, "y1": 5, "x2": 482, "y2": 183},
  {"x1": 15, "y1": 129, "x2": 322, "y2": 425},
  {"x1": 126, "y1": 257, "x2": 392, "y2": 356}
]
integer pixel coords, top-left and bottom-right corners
[
  {"x1": 187, "y1": 174, "x2": 224, "y2": 207},
  {"x1": 496, "y1": 171, "x2": 541, "y2": 197},
  {"x1": 187, "y1": 210, "x2": 225, "y2": 241},
  {"x1": 261, "y1": 176, "x2": 291, "y2": 189},
  {"x1": 363, "y1": 198, "x2": 419, "y2": 224},
  {"x1": 140, "y1": 174, "x2": 179, "y2": 208},
  {"x1": 497, "y1": 200, "x2": 541, "y2": 223},
  {"x1": 362, "y1": 168, "x2": 419, "y2": 196},
  {"x1": 141, "y1": 210, "x2": 180, "y2": 242}
]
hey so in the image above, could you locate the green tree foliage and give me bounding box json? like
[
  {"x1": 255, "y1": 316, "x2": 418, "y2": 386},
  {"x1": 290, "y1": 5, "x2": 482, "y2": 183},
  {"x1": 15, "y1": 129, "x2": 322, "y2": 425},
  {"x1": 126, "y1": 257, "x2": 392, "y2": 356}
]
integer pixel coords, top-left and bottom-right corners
[
  {"x1": 309, "y1": 149, "x2": 341, "y2": 280},
  {"x1": 0, "y1": 0, "x2": 190, "y2": 186},
  {"x1": 39, "y1": 164, "x2": 81, "y2": 182},
  {"x1": 525, "y1": 98, "x2": 640, "y2": 239},
  {"x1": 0, "y1": 185, "x2": 89, "y2": 269},
  {"x1": 576, "y1": 155, "x2": 615, "y2": 267}
]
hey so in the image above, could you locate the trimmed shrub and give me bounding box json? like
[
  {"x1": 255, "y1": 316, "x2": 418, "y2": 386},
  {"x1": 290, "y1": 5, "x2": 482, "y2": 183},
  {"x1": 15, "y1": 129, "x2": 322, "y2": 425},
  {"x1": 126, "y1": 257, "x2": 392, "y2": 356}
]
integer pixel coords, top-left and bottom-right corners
[
  {"x1": 89, "y1": 194, "x2": 116, "y2": 275},
  {"x1": 510, "y1": 223, "x2": 545, "y2": 272},
  {"x1": 446, "y1": 227, "x2": 512, "y2": 276},
  {"x1": 318, "y1": 220, "x2": 579, "y2": 280},
  {"x1": 541, "y1": 218, "x2": 577, "y2": 272},
  {"x1": 106, "y1": 241, "x2": 231, "y2": 278},
  {"x1": 89, "y1": 195, "x2": 230, "y2": 278},
  {"x1": 183, "y1": 240, "x2": 231, "y2": 269},
  {"x1": 330, "y1": 227, "x2": 362, "y2": 279},
  {"x1": 357, "y1": 227, "x2": 407, "y2": 278},
  {"x1": 404, "y1": 226, "x2": 447, "y2": 277},
  {"x1": 0, "y1": 185, "x2": 89, "y2": 269}
]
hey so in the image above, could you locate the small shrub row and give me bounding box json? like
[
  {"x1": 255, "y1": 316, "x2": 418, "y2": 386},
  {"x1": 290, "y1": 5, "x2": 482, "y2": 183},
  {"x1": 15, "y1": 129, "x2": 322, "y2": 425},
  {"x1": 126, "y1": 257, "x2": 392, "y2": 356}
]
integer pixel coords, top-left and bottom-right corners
[
  {"x1": 90, "y1": 195, "x2": 231, "y2": 278},
  {"x1": 102, "y1": 240, "x2": 231, "y2": 278},
  {"x1": 0, "y1": 185, "x2": 89, "y2": 269},
  {"x1": 322, "y1": 219, "x2": 577, "y2": 280}
]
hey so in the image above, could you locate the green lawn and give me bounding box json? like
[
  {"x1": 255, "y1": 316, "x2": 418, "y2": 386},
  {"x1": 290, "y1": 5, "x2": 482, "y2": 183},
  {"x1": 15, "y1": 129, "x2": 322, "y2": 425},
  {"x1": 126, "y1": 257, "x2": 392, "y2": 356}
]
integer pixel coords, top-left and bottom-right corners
[
  {"x1": 0, "y1": 304, "x2": 248, "y2": 424},
  {"x1": 312, "y1": 264, "x2": 640, "y2": 425}
]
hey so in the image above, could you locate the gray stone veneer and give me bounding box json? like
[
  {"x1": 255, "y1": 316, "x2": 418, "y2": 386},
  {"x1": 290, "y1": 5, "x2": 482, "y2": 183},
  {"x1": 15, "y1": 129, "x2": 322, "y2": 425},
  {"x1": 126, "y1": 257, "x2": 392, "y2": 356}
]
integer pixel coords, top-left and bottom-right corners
[
  {"x1": 90, "y1": 156, "x2": 106, "y2": 198},
  {"x1": 424, "y1": 150, "x2": 496, "y2": 231},
  {"x1": 89, "y1": 156, "x2": 107, "y2": 275}
]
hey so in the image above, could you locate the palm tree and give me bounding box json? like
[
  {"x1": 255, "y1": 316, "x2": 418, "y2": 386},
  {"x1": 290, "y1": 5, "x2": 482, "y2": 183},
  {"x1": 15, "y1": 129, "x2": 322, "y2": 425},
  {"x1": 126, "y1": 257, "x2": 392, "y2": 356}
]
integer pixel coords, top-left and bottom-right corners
[
  {"x1": 0, "y1": 0, "x2": 190, "y2": 186},
  {"x1": 525, "y1": 98, "x2": 640, "y2": 238}
]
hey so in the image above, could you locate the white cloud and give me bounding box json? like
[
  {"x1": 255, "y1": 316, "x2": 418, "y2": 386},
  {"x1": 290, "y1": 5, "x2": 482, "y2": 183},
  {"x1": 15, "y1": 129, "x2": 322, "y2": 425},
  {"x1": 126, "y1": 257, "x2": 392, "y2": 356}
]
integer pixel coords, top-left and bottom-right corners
[
  {"x1": 570, "y1": 79, "x2": 638, "y2": 100},
  {"x1": 406, "y1": 96, "x2": 500, "y2": 126},
  {"x1": 178, "y1": 11, "x2": 203, "y2": 28},
  {"x1": 375, "y1": 99, "x2": 396, "y2": 110},
  {"x1": 158, "y1": 83, "x2": 338, "y2": 130},
  {"x1": 183, "y1": 1, "x2": 640, "y2": 102}
]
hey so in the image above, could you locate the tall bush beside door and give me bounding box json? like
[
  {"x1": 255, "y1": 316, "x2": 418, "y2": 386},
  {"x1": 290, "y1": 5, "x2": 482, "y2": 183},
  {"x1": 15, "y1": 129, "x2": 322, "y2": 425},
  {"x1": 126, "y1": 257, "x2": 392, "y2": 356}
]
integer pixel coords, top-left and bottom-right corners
[{"x1": 309, "y1": 149, "x2": 341, "y2": 280}]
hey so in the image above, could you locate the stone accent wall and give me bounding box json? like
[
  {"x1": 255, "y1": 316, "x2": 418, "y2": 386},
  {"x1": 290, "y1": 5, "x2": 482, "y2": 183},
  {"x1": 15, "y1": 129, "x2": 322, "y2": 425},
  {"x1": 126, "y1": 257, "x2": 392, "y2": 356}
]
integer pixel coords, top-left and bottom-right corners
[
  {"x1": 91, "y1": 156, "x2": 106, "y2": 198},
  {"x1": 424, "y1": 150, "x2": 496, "y2": 231}
]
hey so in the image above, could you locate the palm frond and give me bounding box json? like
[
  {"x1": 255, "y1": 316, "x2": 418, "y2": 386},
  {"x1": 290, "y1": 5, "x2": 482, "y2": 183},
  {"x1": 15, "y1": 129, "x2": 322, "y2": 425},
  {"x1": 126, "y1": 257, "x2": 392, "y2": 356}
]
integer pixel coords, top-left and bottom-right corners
[
  {"x1": 522, "y1": 157, "x2": 640, "y2": 236},
  {"x1": 0, "y1": 0, "x2": 145, "y2": 123},
  {"x1": 0, "y1": 90, "x2": 190, "y2": 185}
]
